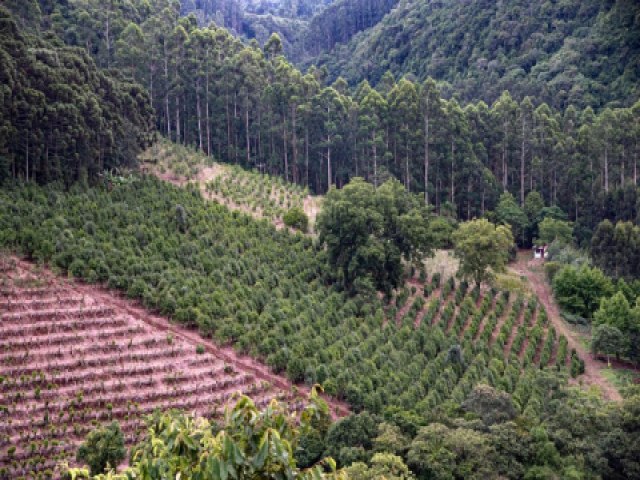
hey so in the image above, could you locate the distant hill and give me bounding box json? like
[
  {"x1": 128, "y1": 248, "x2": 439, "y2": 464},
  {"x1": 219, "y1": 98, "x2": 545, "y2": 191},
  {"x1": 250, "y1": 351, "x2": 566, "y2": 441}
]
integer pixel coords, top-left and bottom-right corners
[{"x1": 305, "y1": 0, "x2": 640, "y2": 109}]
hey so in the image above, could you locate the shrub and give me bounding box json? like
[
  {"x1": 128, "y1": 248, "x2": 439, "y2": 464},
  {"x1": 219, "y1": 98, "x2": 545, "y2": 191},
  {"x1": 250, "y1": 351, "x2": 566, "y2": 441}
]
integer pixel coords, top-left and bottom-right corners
[
  {"x1": 283, "y1": 207, "x2": 309, "y2": 232},
  {"x1": 196, "y1": 344, "x2": 205, "y2": 355},
  {"x1": 76, "y1": 421, "x2": 125, "y2": 475},
  {"x1": 544, "y1": 261, "x2": 561, "y2": 282}
]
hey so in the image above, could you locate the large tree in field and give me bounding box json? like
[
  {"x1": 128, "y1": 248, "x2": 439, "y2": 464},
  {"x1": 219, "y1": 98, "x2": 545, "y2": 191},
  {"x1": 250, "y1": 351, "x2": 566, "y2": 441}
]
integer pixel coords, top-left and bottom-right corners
[
  {"x1": 452, "y1": 218, "x2": 514, "y2": 287},
  {"x1": 317, "y1": 178, "x2": 433, "y2": 295}
]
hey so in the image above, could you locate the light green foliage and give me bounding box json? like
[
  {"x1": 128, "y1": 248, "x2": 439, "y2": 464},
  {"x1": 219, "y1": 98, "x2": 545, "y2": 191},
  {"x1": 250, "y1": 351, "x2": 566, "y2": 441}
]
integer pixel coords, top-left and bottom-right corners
[
  {"x1": 452, "y1": 218, "x2": 514, "y2": 286},
  {"x1": 537, "y1": 217, "x2": 573, "y2": 246},
  {"x1": 317, "y1": 178, "x2": 433, "y2": 294},
  {"x1": 283, "y1": 206, "x2": 309, "y2": 232},
  {"x1": 76, "y1": 422, "x2": 126, "y2": 475},
  {"x1": 70, "y1": 391, "x2": 344, "y2": 479},
  {"x1": 552, "y1": 265, "x2": 614, "y2": 319},
  {"x1": 344, "y1": 453, "x2": 415, "y2": 480},
  {"x1": 407, "y1": 423, "x2": 496, "y2": 480},
  {"x1": 373, "y1": 423, "x2": 409, "y2": 457},
  {"x1": 591, "y1": 324, "x2": 626, "y2": 363},
  {"x1": 496, "y1": 192, "x2": 528, "y2": 246},
  {"x1": 594, "y1": 292, "x2": 632, "y2": 332}
]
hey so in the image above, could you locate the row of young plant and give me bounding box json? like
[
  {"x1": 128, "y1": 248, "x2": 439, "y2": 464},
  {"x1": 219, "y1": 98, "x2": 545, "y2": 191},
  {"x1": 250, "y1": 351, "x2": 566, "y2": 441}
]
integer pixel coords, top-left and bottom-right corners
[
  {"x1": 206, "y1": 165, "x2": 308, "y2": 219},
  {"x1": 0, "y1": 179, "x2": 572, "y2": 440}
]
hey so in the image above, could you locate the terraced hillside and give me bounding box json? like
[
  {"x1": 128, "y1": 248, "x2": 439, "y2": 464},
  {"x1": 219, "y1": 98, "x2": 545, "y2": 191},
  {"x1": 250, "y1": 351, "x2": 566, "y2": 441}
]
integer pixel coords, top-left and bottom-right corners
[
  {"x1": 0, "y1": 258, "x2": 310, "y2": 478},
  {"x1": 0, "y1": 178, "x2": 592, "y2": 476}
]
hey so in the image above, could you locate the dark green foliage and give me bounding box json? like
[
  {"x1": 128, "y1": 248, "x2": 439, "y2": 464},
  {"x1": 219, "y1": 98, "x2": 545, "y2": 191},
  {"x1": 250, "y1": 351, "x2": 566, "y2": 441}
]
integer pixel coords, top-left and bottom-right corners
[
  {"x1": 317, "y1": 178, "x2": 433, "y2": 294},
  {"x1": 324, "y1": 411, "x2": 380, "y2": 467},
  {"x1": 591, "y1": 220, "x2": 640, "y2": 281},
  {"x1": 462, "y1": 384, "x2": 518, "y2": 426},
  {"x1": 0, "y1": 7, "x2": 153, "y2": 186},
  {"x1": 311, "y1": 0, "x2": 640, "y2": 110},
  {"x1": 76, "y1": 422, "x2": 125, "y2": 475},
  {"x1": 283, "y1": 206, "x2": 309, "y2": 232}
]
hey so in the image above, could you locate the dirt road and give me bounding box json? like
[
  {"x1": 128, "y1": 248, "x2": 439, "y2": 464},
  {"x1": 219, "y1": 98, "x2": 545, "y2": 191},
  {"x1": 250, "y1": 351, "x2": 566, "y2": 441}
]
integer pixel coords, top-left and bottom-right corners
[{"x1": 510, "y1": 253, "x2": 622, "y2": 401}]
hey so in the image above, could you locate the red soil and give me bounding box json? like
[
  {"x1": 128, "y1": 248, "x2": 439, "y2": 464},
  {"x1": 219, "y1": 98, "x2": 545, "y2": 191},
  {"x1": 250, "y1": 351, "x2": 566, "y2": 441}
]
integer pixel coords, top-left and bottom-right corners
[
  {"x1": 0, "y1": 258, "x2": 348, "y2": 478},
  {"x1": 510, "y1": 252, "x2": 623, "y2": 401}
]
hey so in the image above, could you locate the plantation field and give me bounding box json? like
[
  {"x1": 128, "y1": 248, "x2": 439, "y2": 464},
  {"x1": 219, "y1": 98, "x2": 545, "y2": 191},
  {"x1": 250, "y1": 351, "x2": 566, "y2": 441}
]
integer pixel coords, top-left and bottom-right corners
[
  {"x1": 140, "y1": 140, "x2": 321, "y2": 230},
  {"x1": 0, "y1": 257, "x2": 309, "y2": 478},
  {"x1": 0, "y1": 178, "x2": 582, "y2": 420}
]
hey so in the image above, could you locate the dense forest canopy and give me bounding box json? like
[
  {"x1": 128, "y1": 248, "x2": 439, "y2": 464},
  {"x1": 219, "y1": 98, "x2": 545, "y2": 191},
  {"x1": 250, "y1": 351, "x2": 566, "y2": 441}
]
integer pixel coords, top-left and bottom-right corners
[
  {"x1": 309, "y1": 0, "x2": 640, "y2": 110},
  {"x1": 0, "y1": 5, "x2": 154, "y2": 185},
  {"x1": 3, "y1": 1, "x2": 640, "y2": 243}
]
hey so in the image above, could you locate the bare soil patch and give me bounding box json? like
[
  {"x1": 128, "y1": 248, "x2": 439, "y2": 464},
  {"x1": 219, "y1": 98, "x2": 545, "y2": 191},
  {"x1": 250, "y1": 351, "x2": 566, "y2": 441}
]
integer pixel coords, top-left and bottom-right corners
[{"x1": 0, "y1": 257, "x2": 347, "y2": 478}]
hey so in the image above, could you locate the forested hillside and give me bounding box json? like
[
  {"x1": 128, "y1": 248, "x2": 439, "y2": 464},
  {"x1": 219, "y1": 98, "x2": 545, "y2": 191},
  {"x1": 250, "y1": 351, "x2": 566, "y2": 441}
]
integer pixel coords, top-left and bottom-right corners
[
  {"x1": 4, "y1": 1, "x2": 640, "y2": 243},
  {"x1": 310, "y1": 0, "x2": 640, "y2": 110},
  {"x1": 0, "y1": 6, "x2": 153, "y2": 185},
  {"x1": 2, "y1": 1, "x2": 640, "y2": 478}
]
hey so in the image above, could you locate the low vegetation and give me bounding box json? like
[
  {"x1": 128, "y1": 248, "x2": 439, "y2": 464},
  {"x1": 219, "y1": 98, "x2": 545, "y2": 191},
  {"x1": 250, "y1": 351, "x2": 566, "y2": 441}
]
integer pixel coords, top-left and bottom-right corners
[{"x1": 4, "y1": 178, "x2": 640, "y2": 478}]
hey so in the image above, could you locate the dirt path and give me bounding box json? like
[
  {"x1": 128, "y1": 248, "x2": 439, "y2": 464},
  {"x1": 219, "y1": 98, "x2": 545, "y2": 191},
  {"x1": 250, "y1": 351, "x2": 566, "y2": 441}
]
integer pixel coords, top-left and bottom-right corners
[
  {"x1": 510, "y1": 252, "x2": 622, "y2": 402},
  {"x1": 142, "y1": 162, "x2": 321, "y2": 234}
]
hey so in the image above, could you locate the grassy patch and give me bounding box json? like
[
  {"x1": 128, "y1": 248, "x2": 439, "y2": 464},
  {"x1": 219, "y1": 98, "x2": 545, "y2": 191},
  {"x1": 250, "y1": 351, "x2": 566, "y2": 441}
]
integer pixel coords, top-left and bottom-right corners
[
  {"x1": 600, "y1": 368, "x2": 639, "y2": 397},
  {"x1": 494, "y1": 272, "x2": 529, "y2": 294},
  {"x1": 423, "y1": 249, "x2": 459, "y2": 281}
]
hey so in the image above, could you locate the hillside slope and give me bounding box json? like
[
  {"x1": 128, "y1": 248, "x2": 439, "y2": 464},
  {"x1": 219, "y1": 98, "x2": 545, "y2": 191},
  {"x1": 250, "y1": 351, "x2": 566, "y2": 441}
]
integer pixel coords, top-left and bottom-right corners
[{"x1": 310, "y1": 0, "x2": 640, "y2": 109}]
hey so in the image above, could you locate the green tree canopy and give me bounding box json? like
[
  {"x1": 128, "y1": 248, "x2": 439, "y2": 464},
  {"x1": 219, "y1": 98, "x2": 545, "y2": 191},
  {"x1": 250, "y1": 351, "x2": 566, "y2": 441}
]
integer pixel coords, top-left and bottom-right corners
[
  {"x1": 591, "y1": 324, "x2": 626, "y2": 365},
  {"x1": 70, "y1": 391, "x2": 344, "y2": 479},
  {"x1": 317, "y1": 177, "x2": 433, "y2": 294},
  {"x1": 76, "y1": 422, "x2": 126, "y2": 475},
  {"x1": 496, "y1": 192, "x2": 528, "y2": 246},
  {"x1": 537, "y1": 217, "x2": 573, "y2": 246},
  {"x1": 452, "y1": 218, "x2": 514, "y2": 287},
  {"x1": 552, "y1": 265, "x2": 614, "y2": 319}
]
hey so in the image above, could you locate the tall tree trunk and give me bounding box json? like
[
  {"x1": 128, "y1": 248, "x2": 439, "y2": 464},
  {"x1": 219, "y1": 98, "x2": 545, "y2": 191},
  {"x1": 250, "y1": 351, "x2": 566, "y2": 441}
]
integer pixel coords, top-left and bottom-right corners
[
  {"x1": 327, "y1": 138, "x2": 331, "y2": 190},
  {"x1": 372, "y1": 133, "x2": 378, "y2": 188},
  {"x1": 450, "y1": 140, "x2": 455, "y2": 206},
  {"x1": 164, "y1": 51, "x2": 171, "y2": 138},
  {"x1": 105, "y1": 7, "x2": 111, "y2": 68},
  {"x1": 424, "y1": 113, "x2": 430, "y2": 204},
  {"x1": 226, "y1": 93, "x2": 231, "y2": 159},
  {"x1": 291, "y1": 104, "x2": 298, "y2": 184},
  {"x1": 405, "y1": 138, "x2": 410, "y2": 191},
  {"x1": 196, "y1": 79, "x2": 203, "y2": 152},
  {"x1": 604, "y1": 146, "x2": 609, "y2": 193},
  {"x1": 502, "y1": 120, "x2": 508, "y2": 189},
  {"x1": 245, "y1": 97, "x2": 250, "y2": 165},
  {"x1": 175, "y1": 95, "x2": 181, "y2": 144},
  {"x1": 520, "y1": 113, "x2": 526, "y2": 205},
  {"x1": 283, "y1": 120, "x2": 289, "y2": 182},
  {"x1": 305, "y1": 127, "x2": 309, "y2": 187},
  {"x1": 205, "y1": 73, "x2": 211, "y2": 157}
]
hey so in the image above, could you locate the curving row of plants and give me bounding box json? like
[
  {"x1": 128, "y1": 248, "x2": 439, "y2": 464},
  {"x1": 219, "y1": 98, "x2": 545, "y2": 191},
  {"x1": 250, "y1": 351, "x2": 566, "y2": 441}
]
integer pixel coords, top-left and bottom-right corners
[{"x1": 0, "y1": 179, "x2": 569, "y2": 424}]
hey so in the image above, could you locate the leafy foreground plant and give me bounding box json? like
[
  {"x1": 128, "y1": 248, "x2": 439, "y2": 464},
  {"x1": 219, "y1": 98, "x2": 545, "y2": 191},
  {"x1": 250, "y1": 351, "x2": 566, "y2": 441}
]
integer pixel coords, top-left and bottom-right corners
[
  {"x1": 76, "y1": 422, "x2": 126, "y2": 476},
  {"x1": 67, "y1": 388, "x2": 344, "y2": 479}
]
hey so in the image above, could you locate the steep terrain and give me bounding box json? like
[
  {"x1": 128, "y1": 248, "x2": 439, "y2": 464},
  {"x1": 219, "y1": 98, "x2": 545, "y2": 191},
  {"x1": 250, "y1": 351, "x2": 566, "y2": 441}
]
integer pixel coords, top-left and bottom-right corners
[
  {"x1": 309, "y1": 0, "x2": 640, "y2": 109},
  {"x1": 0, "y1": 257, "x2": 337, "y2": 478}
]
